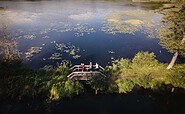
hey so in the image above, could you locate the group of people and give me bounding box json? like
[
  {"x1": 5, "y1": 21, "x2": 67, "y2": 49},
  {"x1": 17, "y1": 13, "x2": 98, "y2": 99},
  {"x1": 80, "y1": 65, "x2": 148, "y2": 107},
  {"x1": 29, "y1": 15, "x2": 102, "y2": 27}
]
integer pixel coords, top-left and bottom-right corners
[{"x1": 81, "y1": 62, "x2": 99, "y2": 72}]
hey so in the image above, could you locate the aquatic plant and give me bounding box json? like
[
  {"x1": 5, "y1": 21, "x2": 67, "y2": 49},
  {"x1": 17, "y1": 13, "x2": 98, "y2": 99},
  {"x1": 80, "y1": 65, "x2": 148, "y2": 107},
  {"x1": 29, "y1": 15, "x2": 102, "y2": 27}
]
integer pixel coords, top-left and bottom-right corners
[
  {"x1": 74, "y1": 24, "x2": 95, "y2": 37},
  {"x1": 48, "y1": 53, "x2": 62, "y2": 60},
  {"x1": 54, "y1": 42, "x2": 81, "y2": 60},
  {"x1": 72, "y1": 54, "x2": 81, "y2": 59},
  {"x1": 53, "y1": 23, "x2": 72, "y2": 33},
  {"x1": 101, "y1": 10, "x2": 158, "y2": 38},
  {"x1": 25, "y1": 47, "x2": 43, "y2": 60},
  {"x1": 23, "y1": 34, "x2": 36, "y2": 40}
]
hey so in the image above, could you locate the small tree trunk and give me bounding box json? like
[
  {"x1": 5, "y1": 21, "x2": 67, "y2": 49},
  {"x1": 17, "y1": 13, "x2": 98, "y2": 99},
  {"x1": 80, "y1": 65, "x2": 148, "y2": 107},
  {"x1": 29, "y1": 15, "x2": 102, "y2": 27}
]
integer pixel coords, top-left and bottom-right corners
[
  {"x1": 167, "y1": 51, "x2": 178, "y2": 69},
  {"x1": 76, "y1": 90, "x2": 79, "y2": 95},
  {"x1": 95, "y1": 89, "x2": 98, "y2": 95},
  {"x1": 167, "y1": 32, "x2": 185, "y2": 70},
  {"x1": 171, "y1": 87, "x2": 175, "y2": 92},
  {"x1": 181, "y1": 33, "x2": 185, "y2": 44}
]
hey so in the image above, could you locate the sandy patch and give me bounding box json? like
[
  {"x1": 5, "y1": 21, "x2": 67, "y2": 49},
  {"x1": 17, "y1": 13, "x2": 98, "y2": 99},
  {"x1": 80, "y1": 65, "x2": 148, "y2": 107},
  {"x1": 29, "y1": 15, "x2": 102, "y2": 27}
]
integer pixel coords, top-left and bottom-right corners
[{"x1": 124, "y1": 19, "x2": 144, "y2": 26}]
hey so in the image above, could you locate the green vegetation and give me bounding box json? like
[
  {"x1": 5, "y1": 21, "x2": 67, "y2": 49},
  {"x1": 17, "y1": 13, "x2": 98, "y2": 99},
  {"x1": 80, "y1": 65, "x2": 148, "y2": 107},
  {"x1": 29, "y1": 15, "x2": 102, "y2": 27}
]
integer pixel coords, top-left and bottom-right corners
[
  {"x1": 158, "y1": 4, "x2": 185, "y2": 69},
  {"x1": 0, "y1": 60, "x2": 84, "y2": 101},
  {"x1": 0, "y1": 51, "x2": 185, "y2": 101},
  {"x1": 105, "y1": 51, "x2": 185, "y2": 93},
  {"x1": 88, "y1": 74, "x2": 107, "y2": 94},
  {"x1": 50, "y1": 80, "x2": 84, "y2": 100}
]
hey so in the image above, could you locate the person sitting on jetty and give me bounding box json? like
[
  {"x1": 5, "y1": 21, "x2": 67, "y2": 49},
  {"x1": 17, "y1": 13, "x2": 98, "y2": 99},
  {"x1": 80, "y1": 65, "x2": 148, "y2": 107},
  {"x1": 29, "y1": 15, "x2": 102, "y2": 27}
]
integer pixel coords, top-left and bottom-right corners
[
  {"x1": 89, "y1": 62, "x2": 93, "y2": 72},
  {"x1": 95, "y1": 62, "x2": 99, "y2": 71},
  {"x1": 81, "y1": 63, "x2": 85, "y2": 72}
]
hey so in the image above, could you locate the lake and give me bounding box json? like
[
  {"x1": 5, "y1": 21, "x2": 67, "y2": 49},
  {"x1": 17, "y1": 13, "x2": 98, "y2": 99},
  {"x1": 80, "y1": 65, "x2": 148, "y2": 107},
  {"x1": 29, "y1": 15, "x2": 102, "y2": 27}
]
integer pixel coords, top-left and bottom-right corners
[
  {"x1": 1, "y1": 0, "x2": 185, "y2": 114},
  {"x1": 0, "y1": 0, "x2": 184, "y2": 68}
]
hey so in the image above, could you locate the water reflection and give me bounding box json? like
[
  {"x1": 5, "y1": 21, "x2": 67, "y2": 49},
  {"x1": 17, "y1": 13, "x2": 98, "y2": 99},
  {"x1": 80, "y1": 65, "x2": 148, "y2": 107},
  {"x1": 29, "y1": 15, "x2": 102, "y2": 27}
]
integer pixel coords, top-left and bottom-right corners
[
  {"x1": 0, "y1": 0, "x2": 181, "y2": 68},
  {"x1": 101, "y1": 10, "x2": 160, "y2": 38}
]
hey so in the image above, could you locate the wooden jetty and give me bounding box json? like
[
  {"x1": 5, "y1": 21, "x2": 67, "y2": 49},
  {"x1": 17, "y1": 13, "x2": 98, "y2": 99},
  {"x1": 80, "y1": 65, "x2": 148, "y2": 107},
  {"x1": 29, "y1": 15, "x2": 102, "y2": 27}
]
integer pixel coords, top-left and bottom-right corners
[{"x1": 67, "y1": 64, "x2": 106, "y2": 81}]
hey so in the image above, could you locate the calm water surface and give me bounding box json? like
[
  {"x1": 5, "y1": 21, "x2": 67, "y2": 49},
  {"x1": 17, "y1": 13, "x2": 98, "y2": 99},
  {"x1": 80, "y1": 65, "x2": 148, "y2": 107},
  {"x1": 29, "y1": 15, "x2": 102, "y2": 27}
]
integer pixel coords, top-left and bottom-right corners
[{"x1": 0, "y1": 0, "x2": 184, "y2": 68}]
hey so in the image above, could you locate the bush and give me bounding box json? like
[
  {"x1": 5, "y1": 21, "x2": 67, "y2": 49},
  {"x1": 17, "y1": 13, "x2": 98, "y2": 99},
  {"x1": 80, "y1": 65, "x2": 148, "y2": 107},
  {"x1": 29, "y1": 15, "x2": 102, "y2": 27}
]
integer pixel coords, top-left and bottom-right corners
[
  {"x1": 132, "y1": 51, "x2": 158, "y2": 68},
  {"x1": 116, "y1": 79, "x2": 135, "y2": 93},
  {"x1": 106, "y1": 51, "x2": 185, "y2": 93}
]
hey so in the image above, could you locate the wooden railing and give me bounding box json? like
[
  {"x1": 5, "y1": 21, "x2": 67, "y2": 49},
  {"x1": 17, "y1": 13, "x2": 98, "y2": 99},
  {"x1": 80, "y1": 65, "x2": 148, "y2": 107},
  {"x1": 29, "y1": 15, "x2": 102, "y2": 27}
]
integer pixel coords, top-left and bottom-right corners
[
  {"x1": 67, "y1": 64, "x2": 106, "y2": 81},
  {"x1": 69, "y1": 64, "x2": 104, "y2": 71}
]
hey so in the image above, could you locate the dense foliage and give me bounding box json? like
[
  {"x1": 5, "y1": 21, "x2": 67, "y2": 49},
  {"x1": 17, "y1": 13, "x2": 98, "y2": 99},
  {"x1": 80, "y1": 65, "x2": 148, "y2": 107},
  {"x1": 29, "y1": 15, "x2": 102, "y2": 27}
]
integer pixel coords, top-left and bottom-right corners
[
  {"x1": 0, "y1": 51, "x2": 185, "y2": 101},
  {"x1": 88, "y1": 74, "x2": 107, "y2": 94},
  {"x1": 0, "y1": 60, "x2": 84, "y2": 101},
  {"x1": 158, "y1": 3, "x2": 185, "y2": 69},
  {"x1": 159, "y1": 5, "x2": 185, "y2": 55},
  {"x1": 105, "y1": 51, "x2": 185, "y2": 93}
]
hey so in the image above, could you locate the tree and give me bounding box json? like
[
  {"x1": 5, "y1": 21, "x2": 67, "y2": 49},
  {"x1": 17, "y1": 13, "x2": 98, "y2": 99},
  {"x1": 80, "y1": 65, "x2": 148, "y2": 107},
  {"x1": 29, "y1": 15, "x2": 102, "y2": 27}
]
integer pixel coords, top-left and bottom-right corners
[
  {"x1": 159, "y1": 4, "x2": 185, "y2": 69},
  {"x1": 50, "y1": 80, "x2": 75, "y2": 100},
  {"x1": 0, "y1": 23, "x2": 20, "y2": 61},
  {"x1": 64, "y1": 80, "x2": 75, "y2": 97},
  {"x1": 50, "y1": 84, "x2": 61, "y2": 100},
  {"x1": 169, "y1": 64, "x2": 185, "y2": 89},
  {"x1": 55, "y1": 63, "x2": 69, "y2": 76},
  {"x1": 116, "y1": 79, "x2": 135, "y2": 93},
  {"x1": 133, "y1": 74, "x2": 152, "y2": 89},
  {"x1": 74, "y1": 81, "x2": 84, "y2": 95},
  {"x1": 88, "y1": 75, "x2": 107, "y2": 94},
  {"x1": 132, "y1": 51, "x2": 158, "y2": 68}
]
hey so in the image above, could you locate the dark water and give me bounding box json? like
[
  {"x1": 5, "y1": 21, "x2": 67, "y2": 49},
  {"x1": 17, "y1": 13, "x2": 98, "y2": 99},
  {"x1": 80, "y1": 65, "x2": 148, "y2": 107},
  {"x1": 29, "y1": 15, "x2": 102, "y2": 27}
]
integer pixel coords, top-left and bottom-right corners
[
  {"x1": 0, "y1": 0, "x2": 184, "y2": 68},
  {"x1": 1, "y1": 89, "x2": 185, "y2": 114}
]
